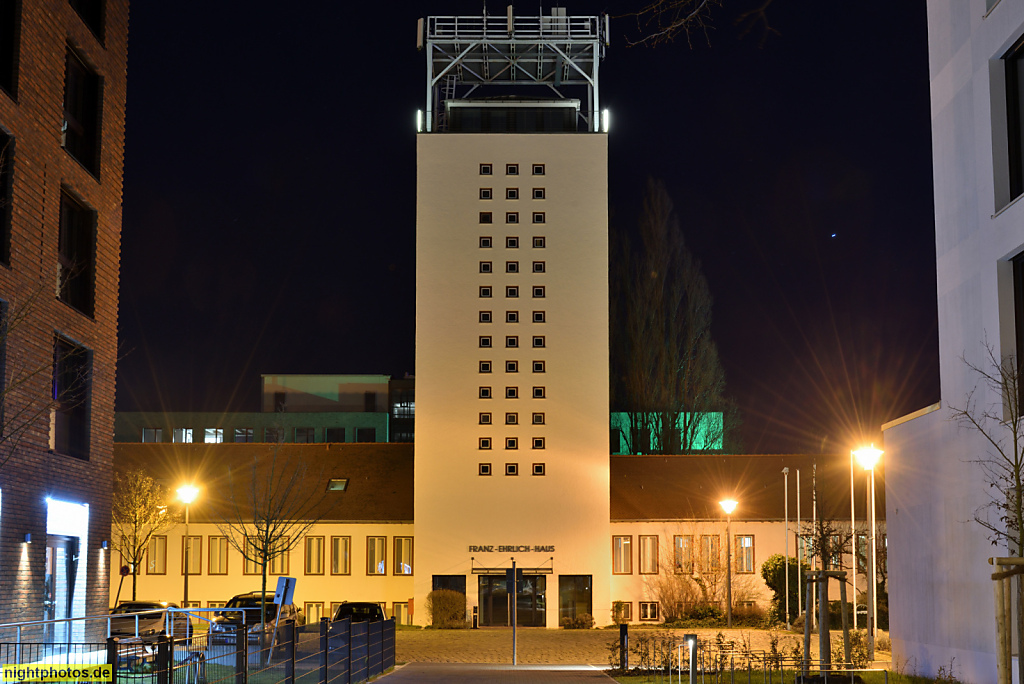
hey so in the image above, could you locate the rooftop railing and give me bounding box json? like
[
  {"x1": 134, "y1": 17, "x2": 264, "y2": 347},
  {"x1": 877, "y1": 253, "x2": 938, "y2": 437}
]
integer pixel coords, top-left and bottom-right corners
[{"x1": 428, "y1": 15, "x2": 601, "y2": 41}]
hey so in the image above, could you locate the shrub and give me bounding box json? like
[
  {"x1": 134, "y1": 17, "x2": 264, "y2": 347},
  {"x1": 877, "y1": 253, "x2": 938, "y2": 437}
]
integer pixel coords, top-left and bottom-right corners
[
  {"x1": 611, "y1": 601, "x2": 629, "y2": 625},
  {"x1": 561, "y1": 613, "x2": 594, "y2": 629},
  {"x1": 425, "y1": 589, "x2": 466, "y2": 628}
]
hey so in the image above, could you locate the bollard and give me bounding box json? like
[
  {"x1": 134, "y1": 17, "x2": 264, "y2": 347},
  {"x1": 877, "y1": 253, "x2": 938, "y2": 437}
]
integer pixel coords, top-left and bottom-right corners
[
  {"x1": 235, "y1": 625, "x2": 247, "y2": 684},
  {"x1": 156, "y1": 635, "x2": 169, "y2": 684},
  {"x1": 105, "y1": 637, "x2": 119, "y2": 684},
  {"x1": 619, "y1": 623, "x2": 628, "y2": 671},
  {"x1": 319, "y1": 618, "x2": 328, "y2": 684},
  {"x1": 284, "y1": 620, "x2": 295, "y2": 684}
]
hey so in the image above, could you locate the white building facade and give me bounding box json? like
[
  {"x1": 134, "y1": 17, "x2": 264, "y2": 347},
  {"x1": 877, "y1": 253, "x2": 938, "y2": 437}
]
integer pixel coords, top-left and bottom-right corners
[{"x1": 883, "y1": 1, "x2": 1024, "y2": 680}]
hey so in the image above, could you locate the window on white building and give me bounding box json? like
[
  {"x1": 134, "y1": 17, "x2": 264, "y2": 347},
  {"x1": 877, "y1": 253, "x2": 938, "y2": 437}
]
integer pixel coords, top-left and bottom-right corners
[
  {"x1": 612, "y1": 536, "x2": 632, "y2": 574},
  {"x1": 367, "y1": 537, "x2": 386, "y2": 575},
  {"x1": 305, "y1": 536, "x2": 324, "y2": 575},
  {"x1": 331, "y1": 536, "x2": 351, "y2": 575},
  {"x1": 394, "y1": 537, "x2": 413, "y2": 575},
  {"x1": 735, "y1": 535, "x2": 754, "y2": 573},
  {"x1": 639, "y1": 535, "x2": 659, "y2": 575}
]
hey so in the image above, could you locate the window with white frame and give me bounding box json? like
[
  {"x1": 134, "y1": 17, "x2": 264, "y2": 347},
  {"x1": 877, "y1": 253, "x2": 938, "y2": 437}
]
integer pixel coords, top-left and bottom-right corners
[
  {"x1": 209, "y1": 536, "x2": 228, "y2": 575},
  {"x1": 699, "y1": 535, "x2": 720, "y2": 574},
  {"x1": 639, "y1": 602, "x2": 659, "y2": 621},
  {"x1": 141, "y1": 428, "x2": 162, "y2": 443},
  {"x1": 269, "y1": 537, "x2": 290, "y2": 575},
  {"x1": 394, "y1": 537, "x2": 413, "y2": 575},
  {"x1": 674, "y1": 535, "x2": 693, "y2": 574},
  {"x1": 172, "y1": 428, "x2": 192, "y2": 443},
  {"x1": 367, "y1": 537, "x2": 386, "y2": 575},
  {"x1": 331, "y1": 536, "x2": 351, "y2": 575},
  {"x1": 735, "y1": 535, "x2": 754, "y2": 573},
  {"x1": 204, "y1": 428, "x2": 223, "y2": 444},
  {"x1": 305, "y1": 536, "x2": 325, "y2": 575},
  {"x1": 612, "y1": 536, "x2": 632, "y2": 574},
  {"x1": 244, "y1": 537, "x2": 260, "y2": 575},
  {"x1": 639, "y1": 535, "x2": 659, "y2": 574},
  {"x1": 147, "y1": 536, "x2": 166, "y2": 574},
  {"x1": 182, "y1": 536, "x2": 202, "y2": 575},
  {"x1": 305, "y1": 602, "x2": 325, "y2": 623}
]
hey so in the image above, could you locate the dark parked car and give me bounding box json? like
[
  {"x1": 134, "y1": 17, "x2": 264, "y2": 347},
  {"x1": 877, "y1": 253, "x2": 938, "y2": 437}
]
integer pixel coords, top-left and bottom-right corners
[
  {"x1": 209, "y1": 592, "x2": 302, "y2": 645},
  {"x1": 109, "y1": 601, "x2": 192, "y2": 640},
  {"x1": 332, "y1": 602, "x2": 386, "y2": 623}
]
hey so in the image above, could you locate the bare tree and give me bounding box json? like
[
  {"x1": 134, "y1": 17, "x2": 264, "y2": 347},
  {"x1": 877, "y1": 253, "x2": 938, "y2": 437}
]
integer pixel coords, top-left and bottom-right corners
[
  {"x1": 612, "y1": 178, "x2": 734, "y2": 454},
  {"x1": 950, "y1": 341, "x2": 1024, "y2": 683},
  {"x1": 111, "y1": 468, "x2": 180, "y2": 601},
  {"x1": 216, "y1": 447, "x2": 333, "y2": 635},
  {"x1": 623, "y1": 0, "x2": 722, "y2": 47}
]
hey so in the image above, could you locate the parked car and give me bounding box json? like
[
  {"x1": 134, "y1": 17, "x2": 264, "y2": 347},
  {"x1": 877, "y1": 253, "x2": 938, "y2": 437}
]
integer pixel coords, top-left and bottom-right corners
[
  {"x1": 109, "y1": 601, "x2": 192, "y2": 640},
  {"x1": 331, "y1": 602, "x2": 386, "y2": 623},
  {"x1": 209, "y1": 592, "x2": 303, "y2": 645}
]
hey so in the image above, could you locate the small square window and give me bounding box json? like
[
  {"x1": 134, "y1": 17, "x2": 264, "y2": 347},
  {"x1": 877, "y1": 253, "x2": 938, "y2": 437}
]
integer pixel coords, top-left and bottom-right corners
[
  {"x1": 480, "y1": 286, "x2": 493, "y2": 298},
  {"x1": 506, "y1": 387, "x2": 519, "y2": 399},
  {"x1": 506, "y1": 164, "x2": 519, "y2": 175},
  {"x1": 506, "y1": 286, "x2": 519, "y2": 298},
  {"x1": 533, "y1": 188, "x2": 546, "y2": 200},
  {"x1": 479, "y1": 387, "x2": 492, "y2": 399},
  {"x1": 480, "y1": 236, "x2": 492, "y2": 248},
  {"x1": 506, "y1": 336, "x2": 519, "y2": 348},
  {"x1": 480, "y1": 336, "x2": 492, "y2": 348},
  {"x1": 506, "y1": 261, "x2": 519, "y2": 273},
  {"x1": 480, "y1": 212, "x2": 493, "y2": 224},
  {"x1": 506, "y1": 462, "x2": 519, "y2": 476},
  {"x1": 506, "y1": 236, "x2": 519, "y2": 249},
  {"x1": 532, "y1": 412, "x2": 545, "y2": 425},
  {"x1": 533, "y1": 438, "x2": 545, "y2": 450},
  {"x1": 533, "y1": 387, "x2": 546, "y2": 399},
  {"x1": 532, "y1": 164, "x2": 545, "y2": 175},
  {"x1": 533, "y1": 237, "x2": 546, "y2": 248},
  {"x1": 533, "y1": 212, "x2": 545, "y2": 224},
  {"x1": 506, "y1": 311, "x2": 519, "y2": 323},
  {"x1": 480, "y1": 412, "x2": 492, "y2": 424},
  {"x1": 506, "y1": 361, "x2": 519, "y2": 373},
  {"x1": 480, "y1": 261, "x2": 492, "y2": 273},
  {"x1": 479, "y1": 438, "x2": 492, "y2": 450},
  {"x1": 505, "y1": 412, "x2": 518, "y2": 425},
  {"x1": 506, "y1": 188, "x2": 519, "y2": 200},
  {"x1": 533, "y1": 311, "x2": 545, "y2": 323},
  {"x1": 506, "y1": 438, "x2": 518, "y2": 450},
  {"x1": 480, "y1": 164, "x2": 493, "y2": 175},
  {"x1": 479, "y1": 311, "x2": 492, "y2": 323},
  {"x1": 480, "y1": 188, "x2": 493, "y2": 199},
  {"x1": 533, "y1": 462, "x2": 546, "y2": 475},
  {"x1": 532, "y1": 336, "x2": 545, "y2": 348},
  {"x1": 532, "y1": 361, "x2": 545, "y2": 373},
  {"x1": 479, "y1": 462, "x2": 492, "y2": 475},
  {"x1": 479, "y1": 361, "x2": 492, "y2": 373},
  {"x1": 533, "y1": 286, "x2": 545, "y2": 298},
  {"x1": 533, "y1": 261, "x2": 546, "y2": 273},
  {"x1": 506, "y1": 212, "x2": 519, "y2": 224}
]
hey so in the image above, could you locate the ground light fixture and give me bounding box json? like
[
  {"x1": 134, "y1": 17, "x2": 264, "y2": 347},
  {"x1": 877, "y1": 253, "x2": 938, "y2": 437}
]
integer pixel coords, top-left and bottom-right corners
[
  {"x1": 719, "y1": 499, "x2": 738, "y2": 627},
  {"x1": 177, "y1": 484, "x2": 200, "y2": 608},
  {"x1": 852, "y1": 445, "x2": 883, "y2": 662}
]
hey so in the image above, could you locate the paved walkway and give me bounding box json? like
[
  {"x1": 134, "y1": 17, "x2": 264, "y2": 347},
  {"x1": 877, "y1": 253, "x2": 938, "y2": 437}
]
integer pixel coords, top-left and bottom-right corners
[{"x1": 381, "y1": 663, "x2": 613, "y2": 683}]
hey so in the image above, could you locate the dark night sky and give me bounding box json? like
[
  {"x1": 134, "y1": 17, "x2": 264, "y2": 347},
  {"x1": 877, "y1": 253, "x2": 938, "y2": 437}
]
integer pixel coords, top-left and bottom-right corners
[{"x1": 116, "y1": 1, "x2": 938, "y2": 454}]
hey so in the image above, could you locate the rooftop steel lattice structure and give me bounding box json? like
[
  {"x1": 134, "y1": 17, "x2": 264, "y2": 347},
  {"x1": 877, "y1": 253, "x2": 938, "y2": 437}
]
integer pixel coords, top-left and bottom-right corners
[{"x1": 417, "y1": 7, "x2": 609, "y2": 132}]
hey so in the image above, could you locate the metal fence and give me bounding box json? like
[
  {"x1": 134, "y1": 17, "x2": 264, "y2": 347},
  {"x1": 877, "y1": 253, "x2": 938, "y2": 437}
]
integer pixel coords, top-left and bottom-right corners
[{"x1": 0, "y1": 618, "x2": 395, "y2": 684}]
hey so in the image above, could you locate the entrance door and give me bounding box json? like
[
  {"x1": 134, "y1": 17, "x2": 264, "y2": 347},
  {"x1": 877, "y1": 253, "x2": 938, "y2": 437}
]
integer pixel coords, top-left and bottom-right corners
[
  {"x1": 478, "y1": 575, "x2": 546, "y2": 626},
  {"x1": 43, "y1": 535, "x2": 78, "y2": 643}
]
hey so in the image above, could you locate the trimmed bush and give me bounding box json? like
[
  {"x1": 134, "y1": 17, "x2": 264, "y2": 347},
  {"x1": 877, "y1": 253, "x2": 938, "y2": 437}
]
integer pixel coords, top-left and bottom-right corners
[
  {"x1": 425, "y1": 589, "x2": 467, "y2": 628},
  {"x1": 560, "y1": 613, "x2": 594, "y2": 629}
]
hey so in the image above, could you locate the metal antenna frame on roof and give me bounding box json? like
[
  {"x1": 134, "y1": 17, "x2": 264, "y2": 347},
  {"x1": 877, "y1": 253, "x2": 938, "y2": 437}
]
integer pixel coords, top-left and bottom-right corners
[{"x1": 418, "y1": 8, "x2": 609, "y2": 132}]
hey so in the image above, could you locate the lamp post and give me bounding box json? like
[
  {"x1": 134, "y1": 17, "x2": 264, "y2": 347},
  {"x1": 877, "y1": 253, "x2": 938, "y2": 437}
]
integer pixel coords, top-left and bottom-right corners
[
  {"x1": 719, "y1": 499, "x2": 738, "y2": 628},
  {"x1": 853, "y1": 446, "x2": 882, "y2": 662},
  {"x1": 850, "y1": 449, "x2": 857, "y2": 630},
  {"x1": 177, "y1": 484, "x2": 199, "y2": 608},
  {"x1": 782, "y1": 468, "x2": 790, "y2": 630}
]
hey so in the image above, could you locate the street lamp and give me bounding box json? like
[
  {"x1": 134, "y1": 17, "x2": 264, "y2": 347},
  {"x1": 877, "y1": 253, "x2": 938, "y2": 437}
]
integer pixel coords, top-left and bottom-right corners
[
  {"x1": 177, "y1": 484, "x2": 199, "y2": 608},
  {"x1": 719, "y1": 499, "x2": 738, "y2": 628},
  {"x1": 853, "y1": 445, "x2": 882, "y2": 662},
  {"x1": 782, "y1": 467, "x2": 790, "y2": 630}
]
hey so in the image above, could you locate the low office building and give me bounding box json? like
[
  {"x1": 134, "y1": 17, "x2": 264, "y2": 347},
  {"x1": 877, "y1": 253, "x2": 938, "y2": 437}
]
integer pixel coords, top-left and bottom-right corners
[{"x1": 111, "y1": 444, "x2": 884, "y2": 628}]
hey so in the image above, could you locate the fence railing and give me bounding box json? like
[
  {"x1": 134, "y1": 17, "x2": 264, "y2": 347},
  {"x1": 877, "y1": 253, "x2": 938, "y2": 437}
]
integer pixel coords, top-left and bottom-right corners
[{"x1": 0, "y1": 618, "x2": 395, "y2": 684}]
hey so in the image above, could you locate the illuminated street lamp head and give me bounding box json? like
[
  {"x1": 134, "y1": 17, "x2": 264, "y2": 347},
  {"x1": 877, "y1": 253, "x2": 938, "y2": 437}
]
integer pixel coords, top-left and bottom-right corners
[
  {"x1": 853, "y1": 445, "x2": 883, "y2": 471},
  {"x1": 719, "y1": 499, "x2": 738, "y2": 515},
  {"x1": 177, "y1": 484, "x2": 199, "y2": 505}
]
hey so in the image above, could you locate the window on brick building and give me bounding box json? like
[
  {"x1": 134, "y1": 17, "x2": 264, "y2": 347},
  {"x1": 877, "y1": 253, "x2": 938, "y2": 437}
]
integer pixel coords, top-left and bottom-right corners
[
  {"x1": 70, "y1": 0, "x2": 105, "y2": 41},
  {"x1": 0, "y1": 130, "x2": 11, "y2": 264},
  {"x1": 58, "y1": 191, "x2": 96, "y2": 316},
  {"x1": 0, "y1": 0, "x2": 18, "y2": 97},
  {"x1": 51, "y1": 337, "x2": 90, "y2": 459},
  {"x1": 62, "y1": 48, "x2": 101, "y2": 175}
]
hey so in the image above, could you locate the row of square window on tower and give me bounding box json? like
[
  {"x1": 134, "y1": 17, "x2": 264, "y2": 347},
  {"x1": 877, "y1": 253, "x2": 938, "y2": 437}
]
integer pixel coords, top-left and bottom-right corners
[
  {"x1": 478, "y1": 386, "x2": 545, "y2": 399},
  {"x1": 479, "y1": 261, "x2": 546, "y2": 273},
  {"x1": 478, "y1": 436, "x2": 545, "y2": 450},
  {"x1": 480, "y1": 360, "x2": 544, "y2": 373},
  {"x1": 478, "y1": 462, "x2": 545, "y2": 476},
  {"x1": 479, "y1": 286, "x2": 545, "y2": 298},
  {"x1": 479, "y1": 336, "x2": 546, "y2": 348},
  {"x1": 480, "y1": 188, "x2": 546, "y2": 201},
  {"x1": 479, "y1": 311, "x2": 546, "y2": 324},
  {"x1": 480, "y1": 163, "x2": 545, "y2": 176},
  {"x1": 481, "y1": 236, "x2": 545, "y2": 249},
  {"x1": 480, "y1": 212, "x2": 547, "y2": 224}
]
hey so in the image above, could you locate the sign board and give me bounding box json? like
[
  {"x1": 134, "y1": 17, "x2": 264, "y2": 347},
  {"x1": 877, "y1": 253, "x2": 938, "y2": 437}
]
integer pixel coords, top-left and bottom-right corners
[{"x1": 274, "y1": 577, "x2": 296, "y2": 606}]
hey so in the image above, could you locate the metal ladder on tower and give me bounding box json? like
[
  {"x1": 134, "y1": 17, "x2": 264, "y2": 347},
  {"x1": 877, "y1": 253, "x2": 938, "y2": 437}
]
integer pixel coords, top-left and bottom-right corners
[{"x1": 437, "y1": 74, "x2": 457, "y2": 131}]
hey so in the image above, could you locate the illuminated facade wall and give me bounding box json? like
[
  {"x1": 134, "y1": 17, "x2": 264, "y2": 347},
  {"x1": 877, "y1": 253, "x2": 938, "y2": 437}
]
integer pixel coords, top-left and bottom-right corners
[
  {"x1": 415, "y1": 132, "x2": 610, "y2": 627},
  {"x1": 0, "y1": 0, "x2": 127, "y2": 636}
]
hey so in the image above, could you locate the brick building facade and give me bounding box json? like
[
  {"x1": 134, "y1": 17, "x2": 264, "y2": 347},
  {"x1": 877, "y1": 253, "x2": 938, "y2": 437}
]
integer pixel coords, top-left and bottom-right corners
[{"x1": 0, "y1": 0, "x2": 127, "y2": 635}]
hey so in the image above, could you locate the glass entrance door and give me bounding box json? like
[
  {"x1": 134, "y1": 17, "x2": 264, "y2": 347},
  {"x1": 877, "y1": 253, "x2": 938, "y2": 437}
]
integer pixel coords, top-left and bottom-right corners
[
  {"x1": 478, "y1": 575, "x2": 546, "y2": 626},
  {"x1": 44, "y1": 535, "x2": 78, "y2": 643}
]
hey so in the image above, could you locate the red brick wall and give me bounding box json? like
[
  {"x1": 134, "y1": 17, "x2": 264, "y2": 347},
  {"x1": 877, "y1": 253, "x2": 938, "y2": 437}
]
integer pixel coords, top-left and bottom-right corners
[{"x1": 0, "y1": 0, "x2": 128, "y2": 635}]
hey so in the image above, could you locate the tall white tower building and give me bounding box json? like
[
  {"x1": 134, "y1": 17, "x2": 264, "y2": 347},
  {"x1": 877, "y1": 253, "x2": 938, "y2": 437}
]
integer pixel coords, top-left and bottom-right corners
[{"x1": 414, "y1": 9, "x2": 612, "y2": 628}]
